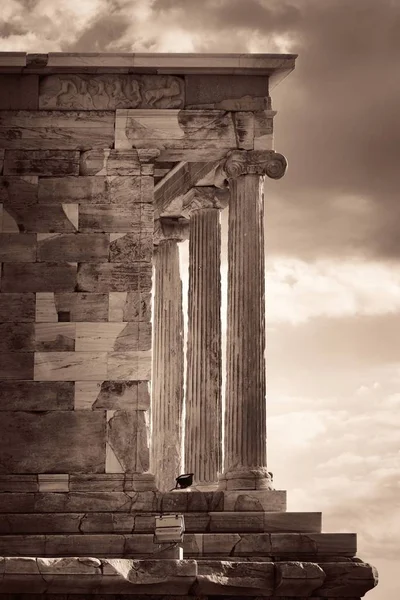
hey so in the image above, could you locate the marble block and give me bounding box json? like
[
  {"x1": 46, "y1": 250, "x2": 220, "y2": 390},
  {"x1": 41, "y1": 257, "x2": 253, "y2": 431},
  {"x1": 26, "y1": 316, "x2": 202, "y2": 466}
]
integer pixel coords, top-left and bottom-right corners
[
  {"x1": 2, "y1": 204, "x2": 78, "y2": 232},
  {"x1": 0, "y1": 293, "x2": 35, "y2": 322},
  {"x1": 0, "y1": 75, "x2": 39, "y2": 110},
  {"x1": 37, "y1": 233, "x2": 109, "y2": 262},
  {"x1": 0, "y1": 322, "x2": 34, "y2": 352},
  {"x1": 38, "y1": 176, "x2": 141, "y2": 205},
  {"x1": 75, "y1": 380, "x2": 150, "y2": 410},
  {"x1": 0, "y1": 176, "x2": 38, "y2": 205},
  {"x1": 107, "y1": 410, "x2": 150, "y2": 472},
  {"x1": 36, "y1": 292, "x2": 109, "y2": 322},
  {"x1": 3, "y1": 150, "x2": 80, "y2": 176},
  {"x1": 1, "y1": 263, "x2": 77, "y2": 292},
  {"x1": 0, "y1": 111, "x2": 114, "y2": 150},
  {"x1": 34, "y1": 323, "x2": 76, "y2": 351},
  {"x1": 34, "y1": 351, "x2": 108, "y2": 381},
  {"x1": 107, "y1": 351, "x2": 152, "y2": 380},
  {"x1": 77, "y1": 263, "x2": 152, "y2": 293},
  {"x1": 108, "y1": 292, "x2": 151, "y2": 322},
  {"x1": 0, "y1": 233, "x2": 36, "y2": 261},
  {"x1": 0, "y1": 411, "x2": 106, "y2": 473},
  {"x1": 0, "y1": 381, "x2": 74, "y2": 411}
]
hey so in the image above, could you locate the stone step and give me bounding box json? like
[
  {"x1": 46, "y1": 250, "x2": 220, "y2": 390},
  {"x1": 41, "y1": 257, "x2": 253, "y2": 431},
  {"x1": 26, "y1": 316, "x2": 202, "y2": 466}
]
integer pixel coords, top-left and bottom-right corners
[
  {"x1": 0, "y1": 511, "x2": 321, "y2": 534},
  {"x1": 0, "y1": 532, "x2": 356, "y2": 558},
  {"x1": 0, "y1": 489, "x2": 286, "y2": 513},
  {"x1": 0, "y1": 556, "x2": 378, "y2": 597}
]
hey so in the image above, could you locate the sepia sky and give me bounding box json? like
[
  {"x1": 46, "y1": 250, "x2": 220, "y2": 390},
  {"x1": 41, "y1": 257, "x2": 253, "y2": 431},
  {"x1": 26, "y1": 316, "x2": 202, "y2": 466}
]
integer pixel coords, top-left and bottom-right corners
[{"x1": 1, "y1": 0, "x2": 399, "y2": 597}]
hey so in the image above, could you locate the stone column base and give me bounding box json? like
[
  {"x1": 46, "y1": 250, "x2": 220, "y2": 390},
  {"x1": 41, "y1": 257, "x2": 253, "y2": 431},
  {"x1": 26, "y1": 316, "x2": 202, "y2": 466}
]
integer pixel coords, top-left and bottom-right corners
[{"x1": 218, "y1": 467, "x2": 274, "y2": 490}]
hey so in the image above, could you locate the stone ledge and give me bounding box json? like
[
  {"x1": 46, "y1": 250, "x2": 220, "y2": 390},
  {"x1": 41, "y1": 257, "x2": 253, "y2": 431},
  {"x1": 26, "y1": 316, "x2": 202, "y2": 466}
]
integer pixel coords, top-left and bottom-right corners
[
  {"x1": 0, "y1": 556, "x2": 378, "y2": 596},
  {"x1": 0, "y1": 533, "x2": 357, "y2": 558},
  {"x1": 0, "y1": 490, "x2": 287, "y2": 513},
  {"x1": 0, "y1": 511, "x2": 321, "y2": 534}
]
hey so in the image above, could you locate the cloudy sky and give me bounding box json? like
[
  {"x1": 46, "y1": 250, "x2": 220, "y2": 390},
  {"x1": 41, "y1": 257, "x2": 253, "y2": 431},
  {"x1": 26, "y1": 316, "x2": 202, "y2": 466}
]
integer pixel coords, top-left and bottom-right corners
[{"x1": 1, "y1": 0, "x2": 399, "y2": 597}]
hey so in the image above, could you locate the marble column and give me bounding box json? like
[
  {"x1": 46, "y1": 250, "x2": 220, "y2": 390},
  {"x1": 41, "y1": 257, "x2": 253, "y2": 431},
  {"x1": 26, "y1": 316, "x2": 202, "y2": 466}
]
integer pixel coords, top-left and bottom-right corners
[
  {"x1": 151, "y1": 218, "x2": 189, "y2": 492},
  {"x1": 182, "y1": 187, "x2": 229, "y2": 490},
  {"x1": 218, "y1": 150, "x2": 287, "y2": 491}
]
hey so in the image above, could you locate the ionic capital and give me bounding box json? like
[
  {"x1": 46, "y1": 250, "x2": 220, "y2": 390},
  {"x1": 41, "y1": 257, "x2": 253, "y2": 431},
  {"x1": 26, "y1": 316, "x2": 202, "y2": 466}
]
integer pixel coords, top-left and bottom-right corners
[
  {"x1": 181, "y1": 186, "x2": 229, "y2": 219},
  {"x1": 153, "y1": 217, "x2": 189, "y2": 245},
  {"x1": 219, "y1": 150, "x2": 288, "y2": 180}
]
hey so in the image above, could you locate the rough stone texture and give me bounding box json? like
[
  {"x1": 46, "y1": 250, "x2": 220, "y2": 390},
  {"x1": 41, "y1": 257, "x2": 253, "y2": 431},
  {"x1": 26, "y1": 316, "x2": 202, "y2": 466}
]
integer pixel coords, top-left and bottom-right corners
[
  {"x1": 1, "y1": 262, "x2": 77, "y2": 292},
  {"x1": 0, "y1": 352, "x2": 34, "y2": 379},
  {"x1": 109, "y1": 291, "x2": 151, "y2": 322},
  {"x1": 0, "y1": 381, "x2": 74, "y2": 411},
  {"x1": 275, "y1": 561, "x2": 326, "y2": 596},
  {"x1": 109, "y1": 232, "x2": 153, "y2": 262},
  {"x1": 0, "y1": 234, "x2": 36, "y2": 261},
  {"x1": 0, "y1": 75, "x2": 39, "y2": 109},
  {"x1": 39, "y1": 176, "x2": 142, "y2": 204},
  {"x1": 37, "y1": 233, "x2": 109, "y2": 261},
  {"x1": 3, "y1": 150, "x2": 80, "y2": 176},
  {"x1": 79, "y1": 204, "x2": 142, "y2": 232},
  {"x1": 75, "y1": 380, "x2": 150, "y2": 411},
  {"x1": 185, "y1": 75, "x2": 269, "y2": 108},
  {"x1": 107, "y1": 410, "x2": 150, "y2": 473},
  {"x1": 39, "y1": 74, "x2": 184, "y2": 110},
  {"x1": 0, "y1": 176, "x2": 38, "y2": 205},
  {"x1": 0, "y1": 111, "x2": 115, "y2": 150},
  {"x1": 0, "y1": 411, "x2": 106, "y2": 473},
  {"x1": 0, "y1": 293, "x2": 35, "y2": 322},
  {"x1": 151, "y1": 240, "x2": 184, "y2": 492},
  {"x1": 0, "y1": 322, "x2": 35, "y2": 352},
  {"x1": 36, "y1": 292, "x2": 109, "y2": 322},
  {"x1": 77, "y1": 263, "x2": 152, "y2": 292}
]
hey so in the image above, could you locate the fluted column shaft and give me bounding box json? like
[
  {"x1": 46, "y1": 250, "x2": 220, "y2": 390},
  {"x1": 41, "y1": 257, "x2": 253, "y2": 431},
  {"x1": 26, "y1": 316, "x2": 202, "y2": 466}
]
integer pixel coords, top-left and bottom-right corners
[
  {"x1": 185, "y1": 207, "x2": 222, "y2": 488},
  {"x1": 225, "y1": 175, "x2": 267, "y2": 475},
  {"x1": 151, "y1": 239, "x2": 184, "y2": 492},
  {"x1": 219, "y1": 150, "x2": 287, "y2": 490}
]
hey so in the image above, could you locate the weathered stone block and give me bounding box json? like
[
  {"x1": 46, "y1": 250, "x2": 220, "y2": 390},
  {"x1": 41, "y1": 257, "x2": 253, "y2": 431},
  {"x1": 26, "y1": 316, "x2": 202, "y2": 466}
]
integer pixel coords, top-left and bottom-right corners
[
  {"x1": 79, "y1": 205, "x2": 142, "y2": 232},
  {"x1": 75, "y1": 322, "x2": 151, "y2": 352},
  {"x1": 77, "y1": 263, "x2": 152, "y2": 292},
  {"x1": 34, "y1": 323, "x2": 76, "y2": 351},
  {"x1": 185, "y1": 75, "x2": 269, "y2": 108},
  {"x1": 0, "y1": 233, "x2": 36, "y2": 261},
  {"x1": 37, "y1": 233, "x2": 109, "y2": 262},
  {"x1": 38, "y1": 473, "x2": 69, "y2": 492},
  {"x1": 0, "y1": 293, "x2": 35, "y2": 322},
  {"x1": 80, "y1": 150, "x2": 141, "y2": 176},
  {"x1": 36, "y1": 292, "x2": 109, "y2": 322},
  {"x1": 38, "y1": 176, "x2": 142, "y2": 204},
  {"x1": 1, "y1": 262, "x2": 77, "y2": 292},
  {"x1": 0, "y1": 322, "x2": 34, "y2": 352},
  {"x1": 0, "y1": 535, "x2": 46, "y2": 556},
  {"x1": 0, "y1": 75, "x2": 39, "y2": 110},
  {"x1": 115, "y1": 109, "x2": 236, "y2": 151},
  {"x1": 107, "y1": 410, "x2": 150, "y2": 473},
  {"x1": 107, "y1": 351, "x2": 152, "y2": 380},
  {"x1": 0, "y1": 411, "x2": 106, "y2": 473},
  {"x1": 39, "y1": 74, "x2": 184, "y2": 109},
  {"x1": 270, "y1": 533, "x2": 357, "y2": 557},
  {"x1": 196, "y1": 560, "x2": 275, "y2": 595},
  {"x1": 109, "y1": 291, "x2": 152, "y2": 322},
  {"x1": 0, "y1": 177, "x2": 38, "y2": 205},
  {"x1": 4, "y1": 150, "x2": 80, "y2": 176},
  {"x1": 0, "y1": 111, "x2": 114, "y2": 150},
  {"x1": 110, "y1": 232, "x2": 153, "y2": 262},
  {"x1": 0, "y1": 380, "x2": 74, "y2": 411},
  {"x1": 2, "y1": 204, "x2": 78, "y2": 232},
  {"x1": 34, "y1": 351, "x2": 107, "y2": 381},
  {"x1": 70, "y1": 475, "x2": 125, "y2": 493},
  {"x1": 276, "y1": 561, "x2": 326, "y2": 596},
  {"x1": 0, "y1": 352, "x2": 34, "y2": 379},
  {"x1": 0, "y1": 475, "x2": 38, "y2": 493},
  {"x1": 319, "y1": 561, "x2": 379, "y2": 597},
  {"x1": 75, "y1": 380, "x2": 150, "y2": 410}
]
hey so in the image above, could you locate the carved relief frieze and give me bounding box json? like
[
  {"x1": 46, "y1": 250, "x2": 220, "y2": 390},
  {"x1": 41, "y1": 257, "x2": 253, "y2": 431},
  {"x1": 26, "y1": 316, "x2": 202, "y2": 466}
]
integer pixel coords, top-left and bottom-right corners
[{"x1": 39, "y1": 74, "x2": 185, "y2": 110}]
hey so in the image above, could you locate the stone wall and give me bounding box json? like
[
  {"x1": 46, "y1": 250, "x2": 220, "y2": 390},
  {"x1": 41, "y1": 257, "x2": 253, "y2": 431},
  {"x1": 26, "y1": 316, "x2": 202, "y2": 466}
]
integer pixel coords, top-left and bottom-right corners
[{"x1": 0, "y1": 75, "x2": 156, "y2": 484}]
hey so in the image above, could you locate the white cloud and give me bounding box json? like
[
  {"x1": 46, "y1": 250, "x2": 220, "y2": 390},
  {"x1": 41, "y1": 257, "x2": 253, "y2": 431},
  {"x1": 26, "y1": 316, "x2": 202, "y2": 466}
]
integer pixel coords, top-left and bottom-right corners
[{"x1": 266, "y1": 258, "x2": 400, "y2": 324}]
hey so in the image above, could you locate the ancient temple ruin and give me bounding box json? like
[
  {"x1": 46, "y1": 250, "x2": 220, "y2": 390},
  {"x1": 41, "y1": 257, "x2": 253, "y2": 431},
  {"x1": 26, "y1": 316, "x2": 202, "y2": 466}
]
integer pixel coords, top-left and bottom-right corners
[{"x1": 0, "y1": 52, "x2": 378, "y2": 598}]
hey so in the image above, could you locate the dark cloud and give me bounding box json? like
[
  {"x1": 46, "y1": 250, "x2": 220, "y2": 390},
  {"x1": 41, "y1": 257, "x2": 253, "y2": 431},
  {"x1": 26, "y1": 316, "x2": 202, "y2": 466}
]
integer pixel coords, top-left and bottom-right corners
[
  {"x1": 153, "y1": 0, "x2": 400, "y2": 259},
  {"x1": 65, "y1": 13, "x2": 132, "y2": 53}
]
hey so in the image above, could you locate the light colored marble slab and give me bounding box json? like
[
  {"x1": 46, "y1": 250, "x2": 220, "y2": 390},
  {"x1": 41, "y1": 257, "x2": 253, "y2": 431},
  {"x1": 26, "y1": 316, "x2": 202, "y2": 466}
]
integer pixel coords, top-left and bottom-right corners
[
  {"x1": 0, "y1": 112, "x2": 114, "y2": 150},
  {"x1": 108, "y1": 292, "x2": 151, "y2": 322},
  {"x1": 34, "y1": 352, "x2": 108, "y2": 381},
  {"x1": 36, "y1": 293, "x2": 58, "y2": 323},
  {"x1": 115, "y1": 109, "x2": 236, "y2": 151},
  {"x1": 38, "y1": 474, "x2": 69, "y2": 492},
  {"x1": 107, "y1": 351, "x2": 151, "y2": 380},
  {"x1": 35, "y1": 323, "x2": 76, "y2": 351},
  {"x1": 76, "y1": 323, "x2": 138, "y2": 352},
  {"x1": 75, "y1": 381, "x2": 103, "y2": 410}
]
